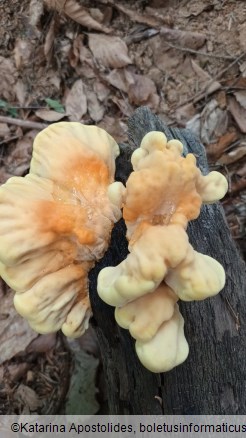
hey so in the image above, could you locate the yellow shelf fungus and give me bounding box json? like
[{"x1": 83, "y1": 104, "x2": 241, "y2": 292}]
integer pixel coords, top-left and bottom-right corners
[
  {"x1": 0, "y1": 123, "x2": 123, "y2": 338},
  {"x1": 115, "y1": 283, "x2": 178, "y2": 342},
  {"x1": 98, "y1": 131, "x2": 228, "y2": 372},
  {"x1": 0, "y1": 124, "x2": 228, "y2": 373}
]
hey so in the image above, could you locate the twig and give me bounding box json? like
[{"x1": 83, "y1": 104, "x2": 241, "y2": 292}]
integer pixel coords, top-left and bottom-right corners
[
  {"x1": 0, "y1": 116, "x2": 47, "y2": 130},
  {"x1": 174, "y1": 52, "x2": 246, "y2": 108},
  {"x1": 5, "y1": 106, "x2": 48, "y2": 110},
  {"x1": 0, "y1": 135, "x2": 22, "y2": 146},
  {"x1": 166, "y1": 42, "x2": 235, "y2": 60}
]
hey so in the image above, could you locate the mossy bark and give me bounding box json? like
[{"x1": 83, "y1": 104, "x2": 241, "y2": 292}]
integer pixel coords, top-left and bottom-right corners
[{"x1": 89, "y1": 107, "x2": 246, "y2": 414}]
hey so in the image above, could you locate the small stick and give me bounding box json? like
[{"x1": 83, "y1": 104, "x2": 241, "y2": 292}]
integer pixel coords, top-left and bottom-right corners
[
  {"x1": 0, "y1": 135, "x2": 22, "y2": 146},
  {"x1": 166, "y1": 42, "x2": 235, "y2": 61},
  {"x1": 174, "y1": 52, "x2": 246, "y2": 108},
  {"x1": 0, "y1": 115, "x2": 47, "y2": 130}
]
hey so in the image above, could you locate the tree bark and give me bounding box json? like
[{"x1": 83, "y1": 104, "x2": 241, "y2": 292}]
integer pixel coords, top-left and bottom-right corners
[{"x1": 89, "y1": 107, "x2": 246, "y2": 414}]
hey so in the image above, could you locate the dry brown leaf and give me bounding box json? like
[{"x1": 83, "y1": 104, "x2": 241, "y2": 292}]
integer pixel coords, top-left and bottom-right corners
[
  {"x1": 216, "y1": 90, "x2": 227, "y2": 110},
  {"x1": 69, "y1": 34, "x2": 95, "y2": 70},
  {"x1": 78, "y1": 47, "x2": 95, "y2": 76},
  {"x1": 45, "y1": 0, "x2": 111, "y2": 33},
  {"x1": 43, "y1": 69, "x2": 61, "y2": 90},
  {"x1": 0, "y1": 123, "x2": 10, "y2": 137},
  {"x1": 0, "y1": 56, "x2": 18, "y2": 101},
  {"x1": 186, "y1": 114, "x2": 201, "y2": 138},
  {"x1": 98, "y1": 116, "x2": 128, "y2": 143},
  {"x1": 35, "y1": 109, "x2": 66, "y2": 122},
  {"x1": 70, "y1": 35, "x2": 96, "y2": 78},
  {"x1": 206, "y1": 131, "x2": 238, "y2": 161},
  {"x1": 229, "y1": 97, "x2": 246, "y2": 133},
  {"x1": 205, "y1": 81, "x2": 221, "y2": 96},
  {"x1": 181, "y1": 2, "x2": 212, "y2": 17},
  {"x1": 5, "y1": 130, "x2": 37, "y2": 176},
  {"x1": 0, "y1": 281, "x2": 37, "y2": 365},
  {"x1": 88, "y1": 33, "x2": 132, "y2": 68},
  {"x1": 144, "y1": 7, "x2": 174, "y2": 27},
  {"x1": 14, "y1": 39, "x2": 33, "y2": 70},
  {"x1": 151, "y1": 41, "x2": 180, "y2": 72},
  {"x1": 44, "y1": 16, "x2": 57, "y2": 62},
  {"x1": 102, "y1": 6, "x2": 113, "y2": 26},
  {"x1": 106, "y1": 68, "x2": 134, "y2": 92},
  {"x1": 14, "y1": 384, "x2": 42, "y2": 412},
  {"x1": 170, "y1": 56, "x2": 221, "y2": 108},
  {"x1": 0, "y1": 363, "x2": 30, "y2": 382},
  {"x1": 106, "y1": 69, "x2": 128, "y2": 92},
  {"x1": 176, "y1": 103, "x2": 196, "y2": 126},
  {"x1": 69, "y1": 34, "x2": 84, "y2": 68},
  {"x1": 111, "y1": 96, "x2": 133, "y2": 117},
  {"x1": 85, "y1": 89, "x2": 104, "y2": 122},
  {"x1": 78, "y1": 41, "x2": 94, "y2": 65},
  {"x1": 76, "y1": 63, "x2": 96, "y2": 79},
  {"x1": 65, "y1": 79, "x2": 87, "y2": 121},
  {"x1": 90, "y1": 7, "x2": 104, "y2": 23},
  {"x1": 200, "y1": 99, "x2": 227, "y2": 145},
  {"x1": 128, "y1": 74, "x2": 160, "y2": 110},
  {"x1": 160, "y1": 27, "x2": 206, "y2": 50},
  {"x1": 224, "y1": 77, "x2": 246, "y2": 89},
  {"x1": 14, "y1": 80, "x2": 28, "y2": 106},
  {"x1": 26, "y1": 334, "x2": 57, "y2": 353},
  {"x1": 93, "y1": 81, "x2": 110, "y2": 102},
  {"x1": 214, "y1": 111, "x2": 228, "y2": 138},
  {"x1": 99, "y1": 0, "x2": 172, "y2": 27},
  {"x1": 160, "y1": 51, "x2": 181, "y2": 71},
  {"x1": 234, "y1": 91, "x2": 246, "y2": 110},
  {"x1": 191, "y1": 60, "x2": 210, "y2": 81},
  {"x1": 218, "y1": 146, "x2": 246, "y2": 166}
]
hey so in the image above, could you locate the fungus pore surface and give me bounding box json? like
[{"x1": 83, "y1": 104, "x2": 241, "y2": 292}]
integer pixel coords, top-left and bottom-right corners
[
  {"x1": 0, "y1": 122, "x2": 123, "y2": 337},
  {"x1": 97, "y1": 131, "x2": 228, "y2": 372}
]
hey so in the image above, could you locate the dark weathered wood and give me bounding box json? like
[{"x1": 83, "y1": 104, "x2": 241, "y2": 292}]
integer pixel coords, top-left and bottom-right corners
[{"x1": 89, "y1": 107, "x2": 246, "y2": 414}]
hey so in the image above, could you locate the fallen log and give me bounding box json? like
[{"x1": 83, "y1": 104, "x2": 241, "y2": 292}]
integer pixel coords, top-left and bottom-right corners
[{"x1": 89, "y1": 106, "x2": 246, "y2": 414}]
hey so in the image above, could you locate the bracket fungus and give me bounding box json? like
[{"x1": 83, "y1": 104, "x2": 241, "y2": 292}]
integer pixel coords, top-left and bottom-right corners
[
  {"x1": 0, "y1": 122, "x2": 124, "y2": 337},
  {"x1": 98, "y1": 131, "x2": 228, "y2": 373}
]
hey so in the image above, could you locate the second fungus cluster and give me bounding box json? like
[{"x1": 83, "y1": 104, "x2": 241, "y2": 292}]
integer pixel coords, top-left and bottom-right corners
[{"x1": 98, "y1": 131, "x2": 228, "y2": 372}]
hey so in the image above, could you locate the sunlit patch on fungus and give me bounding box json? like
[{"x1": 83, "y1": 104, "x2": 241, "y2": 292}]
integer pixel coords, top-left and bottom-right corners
[
  {"x1": 98, "y1": 131, "x2": 228, "y2": 372},
  {"x1": 0, "y1": 122, "x2": 124, "y2": 337}
]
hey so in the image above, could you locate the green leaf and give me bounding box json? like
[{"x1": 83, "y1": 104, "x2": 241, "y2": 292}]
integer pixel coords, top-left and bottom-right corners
[
  {"x1": 0, "y1": 100, "x2": 18, "y2": 117},
  {"x1": 7, "y1": 107, "x2": 18, "y2": 117},
  {"x1": 45, "y1": 98, "x2": 65, "y2": 113},
  {"x1": 0, "y1": 99, "x2": 8, "y2": 109}
]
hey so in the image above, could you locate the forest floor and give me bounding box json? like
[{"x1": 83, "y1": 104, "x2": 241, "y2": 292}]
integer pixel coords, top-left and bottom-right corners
[{"x1": 0, "y1": 0, "x2": 245, "y2": 415}]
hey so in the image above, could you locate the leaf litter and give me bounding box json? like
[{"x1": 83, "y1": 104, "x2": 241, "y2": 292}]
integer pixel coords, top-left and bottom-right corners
[{"x1": 0, "y1": 0, "x2": 246, "y2": 415}]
